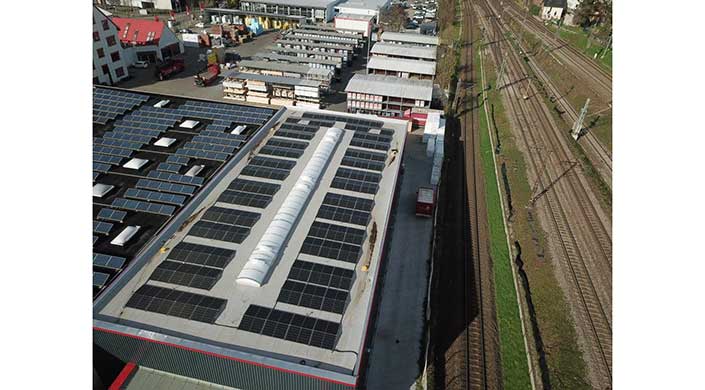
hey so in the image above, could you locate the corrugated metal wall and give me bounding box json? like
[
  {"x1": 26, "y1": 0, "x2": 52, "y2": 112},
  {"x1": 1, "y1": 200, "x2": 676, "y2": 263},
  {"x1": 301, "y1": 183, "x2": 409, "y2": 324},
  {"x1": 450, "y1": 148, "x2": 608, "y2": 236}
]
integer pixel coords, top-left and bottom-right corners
[{"x1": 94, "y1": 329, "x2": 353, "y2": 390}]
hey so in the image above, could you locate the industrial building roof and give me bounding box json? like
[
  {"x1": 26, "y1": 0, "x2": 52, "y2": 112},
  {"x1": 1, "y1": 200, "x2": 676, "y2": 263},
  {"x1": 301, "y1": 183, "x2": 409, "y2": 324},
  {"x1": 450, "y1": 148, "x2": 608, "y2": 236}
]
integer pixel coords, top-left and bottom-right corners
[
  {"x1": 254, "y1": 52, "x2": 341, "y2": 67},
  {"x1": 267, "y1": 45, "x2": 347, "y2": 60},
  {"x1": 238, "y1": 60, "x2": 333, "y2": 78},
  {"x1": 290, "y1": 28, "x2": 364, "y2": 42},
  {"x1": 366, "y1": 56, "x2": 437, "y2": 76},
  {"x1": 94, "y1": 106, "x2": 409, "y2": 381},
  {"x1": 276, "y1": 38, "x2": 354, "y2": 52},
  {"x1": 336, "y1": 0, "x2": 390, "y2": 11},
  {"x1": 335, "y1": 12, "x2": 375, "y2": 21},
  {"x1": 92, "y1": 87, "x2": 277, "y2": 297},
  {"x1": 226, "y1": 71, "x2": 323, "y2": 88},
  {"x1": 381, "y1": 31, "x2": 440, "y2": 46},
  {"x1": 371, "y1": 41, "x2": 438, "y2": 60},
  {"x1": 240, "y1": 0, "x2": 343, "y2": 9},
  {"x1": 345, "y1": 74, "x2": 434, "y2": 101},
  {"x1": 283, "y1": 32, "x2": 358, "y2": 48}
]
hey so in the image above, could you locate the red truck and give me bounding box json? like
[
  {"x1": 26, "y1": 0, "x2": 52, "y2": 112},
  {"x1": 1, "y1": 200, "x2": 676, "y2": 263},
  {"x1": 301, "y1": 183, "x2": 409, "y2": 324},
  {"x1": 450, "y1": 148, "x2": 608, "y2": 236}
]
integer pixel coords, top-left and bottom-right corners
[
  {"x1": 416, "y1": 187, "x2": 435, "y2": 217},
  {"x1": 155, "y1": 58, "x2": 185, "y2": 80},
  {"x1": 194, "y1": 64, "x2": 221, "y2": 87}
]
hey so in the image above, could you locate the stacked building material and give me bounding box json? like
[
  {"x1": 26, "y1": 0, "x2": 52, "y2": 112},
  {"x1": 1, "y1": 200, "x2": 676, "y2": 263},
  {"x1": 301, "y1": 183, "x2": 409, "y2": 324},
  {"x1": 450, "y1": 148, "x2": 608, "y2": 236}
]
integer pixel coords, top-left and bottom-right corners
[{"x1": 223, "y1": 77, "x2": 248, "y2": 101}]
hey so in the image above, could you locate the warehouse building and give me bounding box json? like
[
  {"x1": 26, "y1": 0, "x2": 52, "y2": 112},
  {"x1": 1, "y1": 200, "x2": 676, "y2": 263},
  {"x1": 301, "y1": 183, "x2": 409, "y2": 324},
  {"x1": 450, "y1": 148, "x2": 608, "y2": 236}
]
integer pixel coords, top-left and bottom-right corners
[
  {"x1": 94, "y1": 102, "x2": 410, "y2": 390},
  {"x1": 288, "y1": 28, "x2": 364, "y2": 47},
  {"x1": 239, "y1": 0, "x2": 344, "y2": 22},
  {"x1": 254, "y1": 52, "x2": 342, "y2": 76},
  {"x1": 238, "y1": 59, "x2": 335, "y2": 90},
  {"x1": 380, "y1": 31, "x2": 440, "y2": 46},
  {"x1": 93, "y1": 6, "x2": 129, "y2": 85},
  {"x1": 334, "y1": 13, "x2": 375, "y2": 37},
  {"x1": 370, "y1": 41, "x2": 437, "y2": 62},
  {"x1": 205, "y1": 7, "x2": 307, "y2": 30},
  {"x1": 276, "y1": 38, "x2": 355, "y2": 62},
  {"x1": 334, "y1": 0, "x2": 391, "y2": 19},
  {"x1": 112, "y1": 17, "x2": 184, "y2": 63},
  {"x1": 366, "y1": 56, "x2": 436, "y2": 80},
  {"x1": 345, "y1": 74, "x2": 433, "y2": 117},
  {"x1": 267, "y1": 45, "x2": 347, "y2": 66},
  {"x1": 92, "y1": 87, "x2": 278, "y2": 297}
]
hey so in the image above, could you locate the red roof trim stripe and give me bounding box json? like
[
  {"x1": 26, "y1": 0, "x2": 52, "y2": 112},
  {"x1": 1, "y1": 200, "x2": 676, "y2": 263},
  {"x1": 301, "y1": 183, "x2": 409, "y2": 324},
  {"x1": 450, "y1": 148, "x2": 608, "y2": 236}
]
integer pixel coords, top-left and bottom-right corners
[{"x1": 94, "y1": 326, "x2": 356, "y2": 388}]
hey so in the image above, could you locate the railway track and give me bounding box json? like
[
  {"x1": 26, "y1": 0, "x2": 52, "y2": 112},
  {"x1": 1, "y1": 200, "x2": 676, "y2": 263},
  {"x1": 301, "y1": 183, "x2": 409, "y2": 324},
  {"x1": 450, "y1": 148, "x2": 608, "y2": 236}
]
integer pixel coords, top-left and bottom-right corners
[
  {"x1": 473, "y1": 0, "x2": 613, "y2": 387},
  {"x1": 497, "y1": 4, "x2": 613, "y2": 187},
  {"x1": 502, "y1": 3, "x2": 612, "y2": 100}
]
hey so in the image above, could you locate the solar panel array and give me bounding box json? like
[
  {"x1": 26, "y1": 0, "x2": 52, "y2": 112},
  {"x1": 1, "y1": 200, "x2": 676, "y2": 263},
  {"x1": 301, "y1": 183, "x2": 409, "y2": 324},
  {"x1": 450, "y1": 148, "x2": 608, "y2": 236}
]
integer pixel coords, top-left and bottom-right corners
[
  {"x1": 126, "y1": 284, "x2": 227, "y2": 323},
  {"x1": 278, "y1": 259, "x2": 355, "y2": 314},
  {"x1": 93, "y1": 88, "x2": 149, "y2": 124},
  {"x1": 186, "y1": 206, "x2": 261, "y2": 244},
  {"x1": 238, "y1": 305, "x2": 340, "y2": 349}
]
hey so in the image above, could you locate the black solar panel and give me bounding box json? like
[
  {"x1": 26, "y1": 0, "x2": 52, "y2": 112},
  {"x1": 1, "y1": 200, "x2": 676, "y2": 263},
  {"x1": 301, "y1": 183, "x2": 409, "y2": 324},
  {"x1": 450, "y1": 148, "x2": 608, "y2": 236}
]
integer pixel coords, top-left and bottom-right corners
[
  {"x1": 331, "y1": 178, "x2": 379, "y2": 194},
  {"x1": 218, "y1": 190, "x2": 273, "y2": 209},
  {"x1": 322, "y1": 193, "x2": 374, "y2": 212},
  {"x1": 238, "y1": 305, "x2": 340, "y2": 349},
  {"x1": 228, "y1": 179, "x2": 280, "y2": 195},
  {"x1": 249, "y1": 156, "x2": 297, "y2": 170},
  {"x1": 300, "y1": 237, "x2": 361, "y2": 263},
  {"x1": 93, "y1": 220, "x2": 114, "y2": 235},
  {"x1": 94, "y1": 272, "x2": 110, "y2": 288},
  {"x1": 241, "y1": 165, "x2": 290, "y2": 181},
  {"x1": 166, "y1": 155, "x2": 190, "y2": 166},
  {"x1": 278, "y1": 280, "x2": 348, "y2": 314},
  {"x1": 317, "y1": 205, "x2": 370, "y2": 226},
  {"x1": 266, "y1": 138, "x2": 308, "y2": 150},
  {"x1": 308, "y1": 222, "x2": 366, "y2": 246},
  {"x1": 157, "y1": 162, "x2": 182, "y2": 173},
  {"x1": 279, "y1": 123, "x2": 319, "y2": 133},
  {"x1": 345, "y1": 148, "x2": 387, "y2": 162},
  {"x1": 126, "y1": 284, "x2": 226, "y2": 323},
  {"x1": 335, "y1": 167, "x2": 382, "y2": 184},
  {"x1": 349, "y1": 138, "x2": 390, "y2": 151},
  {"x1": 288, "y1": 260, "x2": 354, "y2": 290},
  {"x1": 111, "y1": 197, "x2": 176, "y2": 216},
  {"x1": 147, "y1": 171, "x2": 205, "y2": 186},
  {"x1": 93, "y1": 253, "x2": 127, "y2": 270},
  {"x1": 135, "y1": 179, "x2": 196, "y2": 196},
  {"x1": 167, "y1": 242, "x2": 235, "y2": 269},
  {"x1": 189, "y1": 221, "x2": 250, "y2": 243},
  {"x1": 341, "y1": 157, "x2": 385, "y2": 172},
  {"x1": 96, "y1": 208, "x2": 127, "y2": 223},
  {"x1": 149, "y1": 260, "x2": 222, "y2": 290},
  {"x1": 259, "y1": 145, "x2": 304, "y2": 159},
  {"x1": 202, "y1": 207, "x2": 261, "y2": 227},
  {"x1": 125, "y1": 188, "x2": 186, "y2": 206},
  {"x1": 275, "y1": 129, "x2": 315, "y2": 140},
  {"x1": 93, "y1": 162, "x2": 112, "y2": 173}
]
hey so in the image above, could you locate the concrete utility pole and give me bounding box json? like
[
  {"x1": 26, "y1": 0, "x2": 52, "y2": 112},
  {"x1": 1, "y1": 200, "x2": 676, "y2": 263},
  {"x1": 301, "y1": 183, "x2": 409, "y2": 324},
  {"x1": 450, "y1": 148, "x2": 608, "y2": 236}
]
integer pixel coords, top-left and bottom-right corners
[{"x1": 571, "y1": 98, "x2": 590, "y2": 140}]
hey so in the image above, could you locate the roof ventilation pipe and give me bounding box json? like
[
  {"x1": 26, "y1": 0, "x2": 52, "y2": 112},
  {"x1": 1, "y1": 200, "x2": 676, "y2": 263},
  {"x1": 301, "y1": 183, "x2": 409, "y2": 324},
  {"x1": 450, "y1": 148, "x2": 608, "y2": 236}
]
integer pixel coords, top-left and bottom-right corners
[{"x1": 236, "y1": 127, "x2": 344, "y2": 287}]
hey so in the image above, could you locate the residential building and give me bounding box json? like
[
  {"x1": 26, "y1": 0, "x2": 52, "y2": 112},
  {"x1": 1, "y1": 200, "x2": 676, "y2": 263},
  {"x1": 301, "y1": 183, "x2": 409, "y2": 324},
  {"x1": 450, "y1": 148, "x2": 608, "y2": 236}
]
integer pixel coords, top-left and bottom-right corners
[
  {"x1": 93, "y1": 6, "x2": 129, "y2": 85},
  {"x1": 111, "y1": 17, "x2": 184, "y2": 64}
]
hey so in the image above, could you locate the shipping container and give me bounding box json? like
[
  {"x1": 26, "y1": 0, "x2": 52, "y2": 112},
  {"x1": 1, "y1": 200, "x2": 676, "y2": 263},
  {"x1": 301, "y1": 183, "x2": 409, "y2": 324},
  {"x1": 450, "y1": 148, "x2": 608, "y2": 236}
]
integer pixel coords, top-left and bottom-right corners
[{"x1": 416, "y1": 187, "x2": 435, "y2": 217}]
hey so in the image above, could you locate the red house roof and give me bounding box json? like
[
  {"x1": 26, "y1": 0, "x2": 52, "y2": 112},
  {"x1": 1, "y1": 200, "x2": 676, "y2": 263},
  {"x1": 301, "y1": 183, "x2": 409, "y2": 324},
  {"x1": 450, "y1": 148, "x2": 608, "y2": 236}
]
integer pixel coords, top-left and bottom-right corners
[{"x1": 111, "y1": 18, "x2": 165, "y2": 45}]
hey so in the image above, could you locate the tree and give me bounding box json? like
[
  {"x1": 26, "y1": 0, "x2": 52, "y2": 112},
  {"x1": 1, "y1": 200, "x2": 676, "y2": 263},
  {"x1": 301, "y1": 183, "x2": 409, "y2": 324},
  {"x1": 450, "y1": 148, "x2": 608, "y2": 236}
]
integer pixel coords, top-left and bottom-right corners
[{"x1": 379, "y1": 4, "x2": 408, "y2": 32}]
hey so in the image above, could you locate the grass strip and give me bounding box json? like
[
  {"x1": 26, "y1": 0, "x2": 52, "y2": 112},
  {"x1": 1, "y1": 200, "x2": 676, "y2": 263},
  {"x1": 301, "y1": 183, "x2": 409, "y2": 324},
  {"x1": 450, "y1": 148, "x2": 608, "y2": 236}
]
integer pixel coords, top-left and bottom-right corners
[{"x1": 474, "y1": 42, "x2": 533, "y2": 390}]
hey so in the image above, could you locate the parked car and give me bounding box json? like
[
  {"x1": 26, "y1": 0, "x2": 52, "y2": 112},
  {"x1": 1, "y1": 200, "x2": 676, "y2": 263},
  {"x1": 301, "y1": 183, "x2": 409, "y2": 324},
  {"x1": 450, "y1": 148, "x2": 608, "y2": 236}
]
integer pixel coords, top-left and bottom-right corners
[
  {"x1": 178, "y1": 28, "x2": 193, "y2": 34},
  {"x1": 195, "y1": 22, "x2": 205, "y2": 28},
  {"x1": 133, "y1": 60, "x2": 149, "y2": 69}
]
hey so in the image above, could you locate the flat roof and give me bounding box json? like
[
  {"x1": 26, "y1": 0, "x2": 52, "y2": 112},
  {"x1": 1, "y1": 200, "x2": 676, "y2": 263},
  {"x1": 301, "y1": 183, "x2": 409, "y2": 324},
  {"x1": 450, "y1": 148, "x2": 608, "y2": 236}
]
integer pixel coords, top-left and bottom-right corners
[
  {"x1": 345, "y1": 74, "x2": 433, "y2": 101},
  {"x1": 92, "y1": 87, "x2": 277, "y2": 298},
  {"x1": 282, "y1": 32, "x2": 358, "y2": 48},
  {"x1": 335, "y1": 13, "x2": 375, "y2": 21},
  {"x1": 370, "y1": 41, "x2": 438, "y2": 60},
  {"x1": 95, "y1": 107, "x2": 409, "y2": 379},
  {"x1": 381, "y1": 31, "x2": 440, "y2": 46},
  {"x1": 254, "y1": 52, "x2": 340, "y2": 67},
  {"x1": 367, "y1": 56, "x2": 436, "y2": 76},
  {"x1": 205, "y1": 7, "x2": 307, "y2": 20},
  {"x1": 225, "y1": 71, "x2": 322, "y2": 88},
  {"x1": 238, "y1": 60, "x2": 333, "y2": 78},
  {"x1": 238, "y1": 0, "x2": 342, "y2": 8},
  {"x1": 276, "y1": 38, "x2": 354, "y2": 52},
  {"x1": 290, "y1": 28, "x2": 364, "y2": 42},
  {"x1": 267, "y1": 45, "x2": 347, "y2": 60}
]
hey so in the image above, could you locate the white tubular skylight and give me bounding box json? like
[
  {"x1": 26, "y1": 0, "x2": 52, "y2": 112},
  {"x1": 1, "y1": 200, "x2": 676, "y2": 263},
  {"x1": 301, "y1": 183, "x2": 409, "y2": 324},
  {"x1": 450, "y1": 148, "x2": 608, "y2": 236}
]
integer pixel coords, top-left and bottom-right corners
[
  {"x1": 93, "y1": 183, "x2": 114, "y2": 198},
  {"x1": 154, "y1": 137, "x2": 176, "y2": 147},
  {"x1": 123, "y1": 158, "x2": 149, "y2": 170},
  {"x1": 180, "y1": 120, "x2": 200, "y2": 129},
  {"x1": 237, "y1": 127, "x2": 344, "y2": 287}
]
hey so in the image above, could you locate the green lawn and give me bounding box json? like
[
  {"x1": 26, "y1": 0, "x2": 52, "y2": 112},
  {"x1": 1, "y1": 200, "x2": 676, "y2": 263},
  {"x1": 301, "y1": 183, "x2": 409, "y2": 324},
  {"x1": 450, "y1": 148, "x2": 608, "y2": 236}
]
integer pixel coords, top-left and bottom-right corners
[
  {"x1": 547, "y1": 23, "x2": 612, "y2": 70},
  {"x1": 475, "y1": 46, "x2": 533, "y2": 390}
]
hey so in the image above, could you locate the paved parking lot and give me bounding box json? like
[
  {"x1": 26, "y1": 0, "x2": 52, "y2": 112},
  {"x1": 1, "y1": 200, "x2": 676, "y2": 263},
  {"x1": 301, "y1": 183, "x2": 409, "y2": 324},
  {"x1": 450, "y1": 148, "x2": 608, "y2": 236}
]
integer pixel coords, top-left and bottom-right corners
[{"x1": 116, "y1": 30, "x2": 367, "y2": 111}]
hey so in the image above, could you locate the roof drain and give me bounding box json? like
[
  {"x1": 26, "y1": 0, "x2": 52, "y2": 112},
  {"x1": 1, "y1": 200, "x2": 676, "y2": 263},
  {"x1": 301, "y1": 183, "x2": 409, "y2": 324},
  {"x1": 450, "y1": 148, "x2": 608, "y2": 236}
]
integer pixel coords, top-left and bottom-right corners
[{"x1": 236, "y1": 127, "x2": 344, "y2": 287}]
